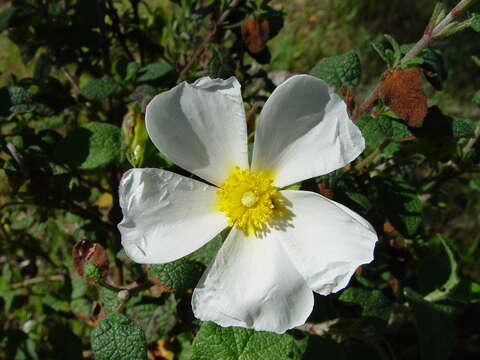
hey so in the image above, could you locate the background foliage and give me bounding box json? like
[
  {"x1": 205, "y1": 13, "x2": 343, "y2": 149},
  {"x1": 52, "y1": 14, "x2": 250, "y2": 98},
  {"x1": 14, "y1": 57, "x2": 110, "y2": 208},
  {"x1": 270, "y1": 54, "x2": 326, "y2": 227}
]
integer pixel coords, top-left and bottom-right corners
[{"x1": 1, "y1": 0, "x2": 479, "y2": 359}]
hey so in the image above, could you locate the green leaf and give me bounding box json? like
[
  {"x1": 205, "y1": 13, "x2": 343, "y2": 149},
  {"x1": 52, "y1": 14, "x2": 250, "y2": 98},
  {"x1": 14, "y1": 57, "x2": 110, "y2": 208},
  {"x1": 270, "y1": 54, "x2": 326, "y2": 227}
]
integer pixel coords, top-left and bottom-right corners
[
  {"x1": 339, "y1": 287, "x2": 391, "y2": 322},
  {"x1": 404, "y1": 288, "x2": 455, "y2": 360},
  {"x1": 310, "y1": 51, "x2": 361, "y2": 87},
  {"x1": 471, "y1": 13, "x2": 480, "y2": 32},
  {"x1": 91, "y1": 314, "x2": 147, "y2": 360},
  {"x1": 148, "y1": 258, "x2": 204, "y2": 292},
  {"x1": 473, "y1": 90, "x2": 480, "y2": 105},
  {"x1": 191, "y1": 322, "x2": 300, "y2": 360},
  {"x1": 357, "y1": 115, "x2": 413, "y2": 150},
  {"x1": 187, "y1": 233, "x2": 223, "y2": 266},
  {"x1": 126, "y1": 62, "x2": 142, "y2": 81},
  {"x1": 137, "y1": 63, "x2": 173, "y2": 82},
  {"x1": 0, "y1": 7, "x2": 15, "y2": 32},
  {"x1": 54, "y1": 122, "x2": 122, "y2": 170},
  {"x1": 80, "y1": 76, "x2": 122, "y2": 101},
  {"x1": 452, "y1": 119, "x2": 475, "y2": 137},
  {"x1": 126, "y1": 295, "x2": 177, "y2": 343},
  {"x1": 424, "y1": 236, "x2": 460, "y2": 302}
]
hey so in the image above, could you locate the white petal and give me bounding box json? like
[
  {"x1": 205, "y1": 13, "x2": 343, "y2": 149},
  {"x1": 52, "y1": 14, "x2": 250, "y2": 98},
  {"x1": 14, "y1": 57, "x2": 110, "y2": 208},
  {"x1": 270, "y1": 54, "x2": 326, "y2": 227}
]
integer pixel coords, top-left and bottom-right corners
[
  {"x1": 274, "y1": 190, "x2": 377, "y2": 295},
  {"x1": 251, "y1": 75, "x2": 365, "y2": 187},
  {"x1": 118, "y1": 168, "x2": 228, "y2": 264},
  {"x1": 192, "y1": 227, "x2": 314, "y2": 334},
  {"x1": 146, "y1": 77, "x2": 249, "y2": 186}
]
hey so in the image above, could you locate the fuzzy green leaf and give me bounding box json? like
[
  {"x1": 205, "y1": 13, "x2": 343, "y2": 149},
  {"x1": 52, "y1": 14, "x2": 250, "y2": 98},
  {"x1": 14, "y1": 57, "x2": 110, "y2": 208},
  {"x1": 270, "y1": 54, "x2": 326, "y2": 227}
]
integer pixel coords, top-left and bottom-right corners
[
  {"x1": 80, "y1": 76, "x2": 122, "y2": 101},
  {"x1": 405, "y1": 288, "x2": 455, "y2": 360},
  {"x1": 126, "y1": 295, "x2": 177, "y2": 343},
  {"x1": 340, "y1": 287, "x2": 391, "y2": 321},
  {"x1": 191, "y1": 322, "x2": 301, "y2": 360},
  {"x1": 310, "y1": 51, "x2": 361, "y2": 87},
  {"x1": 137, "y1": 63, "x2": 173, "y2": 82},
  {"x1": 148, "y1": 258, "x2": 204, "y2": 292},
  {"x1": 54, "y1": 122, "x2": 122, "y2": 169},
  {"x1": 91, "y1": 314, "x2": 147, "y2": 360}
]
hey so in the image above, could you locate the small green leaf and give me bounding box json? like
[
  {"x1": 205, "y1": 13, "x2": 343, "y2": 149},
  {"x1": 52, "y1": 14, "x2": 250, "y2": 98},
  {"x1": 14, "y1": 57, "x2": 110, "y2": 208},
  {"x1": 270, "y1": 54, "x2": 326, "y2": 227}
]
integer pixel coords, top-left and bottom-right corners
[
  {"x1": 80, "y1": 76, "x2": 122, "y2": 101},
  {"x1": 148, "y1": 258, "x2": 204, "y2": 292},
  {"x1": 126, "y1": 62, "x2": 142, "y2": 81},
  {"x1": 310, "y1": 51, "x2": 361, "y2": 87},
  {"x1": 473, "y1": 90, "x2": 480, "y2": 105},
  {"x1": 339, "y1": 287, "x2": 391, "y2": 322},
  {"x1": 471, "y1": 13, "x2": 480, "y2": 32},
  {"x1": 137, "y1": 63, "x2": 173, "y2": 82},
  {"x1": 54, "y1": 122, "x2": 122, "y2": 170},
  {"x1": 191, "y1": 322, "x2": 299, "y2": 360},
  {"x1": 91, "y1": 314, "x2": 147, "y2": 360}
]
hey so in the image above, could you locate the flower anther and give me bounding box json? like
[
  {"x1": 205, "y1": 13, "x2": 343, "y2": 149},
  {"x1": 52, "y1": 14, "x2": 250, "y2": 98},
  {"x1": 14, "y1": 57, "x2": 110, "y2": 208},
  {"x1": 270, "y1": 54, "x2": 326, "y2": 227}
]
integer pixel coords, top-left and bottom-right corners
[{"x1": 216, "y1": 167, "x2": 280, "y2": 236}]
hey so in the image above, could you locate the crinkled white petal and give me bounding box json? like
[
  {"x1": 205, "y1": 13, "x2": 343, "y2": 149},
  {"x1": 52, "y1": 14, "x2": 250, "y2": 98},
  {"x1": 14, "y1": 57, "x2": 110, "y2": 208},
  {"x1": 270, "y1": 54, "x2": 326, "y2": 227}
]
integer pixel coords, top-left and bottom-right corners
[
  {"x1": 118, "y1": 168, "x2": 228, "y2": 264},
  {"x1": 274, "y1": 190, "x2": 377, "y2": 295},
  {"x1": 251, "y1": 75, "x2": 365, "y2": 188},
  {"x1": 146, "y1": 77, "x2": 249, "y2": 186},
  {"x1": 192, "y1": 227, "x2": 314, "y2": 334}
]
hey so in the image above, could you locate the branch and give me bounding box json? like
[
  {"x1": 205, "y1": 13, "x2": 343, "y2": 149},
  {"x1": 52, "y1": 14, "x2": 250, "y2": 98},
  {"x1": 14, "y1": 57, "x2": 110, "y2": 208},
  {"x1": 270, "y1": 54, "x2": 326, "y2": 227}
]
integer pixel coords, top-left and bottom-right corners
[
  {"x1": 353, "y1": 0, "x2": 475, "y2": 121},
  {"x1": 463, "y1": 124, "x2": 480, "y2": 153},
  {"x1": 180, "y1": 0, "x2": 242, "y2": 77},
  {"x1": 12, "y1": 274, "x2": 65, "y2": 289}
]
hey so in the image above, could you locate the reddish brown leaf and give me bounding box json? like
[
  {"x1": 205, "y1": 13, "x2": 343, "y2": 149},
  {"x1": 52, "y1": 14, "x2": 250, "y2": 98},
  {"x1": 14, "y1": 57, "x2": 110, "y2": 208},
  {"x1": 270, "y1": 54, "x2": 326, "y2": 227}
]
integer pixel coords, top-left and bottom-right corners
[
  {"x1": 389, "y1": 277, "x2": 400, "y2": 295},
  {"x1": 379, "y1": 68, "x2": 428, "y2": 127},
  {"x1": 383, "y1": 221, "x2": 401, "y2": 237},
  {"x1": 72, "y1": 239, "x2": 109, "y2": 283},
  {"x1": 241, "y1": 17, "x2": 270, "y2": 54}
]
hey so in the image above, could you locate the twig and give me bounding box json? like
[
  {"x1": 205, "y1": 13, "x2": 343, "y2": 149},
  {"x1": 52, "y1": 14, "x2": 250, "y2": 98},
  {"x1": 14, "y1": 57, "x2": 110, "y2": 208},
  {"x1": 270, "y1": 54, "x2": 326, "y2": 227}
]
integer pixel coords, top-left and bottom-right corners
[
  {"x1": 462, "y1": 124, "x2": 480, "y2": 153},
  {"x1": 352, "y1": 0, "x2": 475, "y2": 121},
  {"x1": 12, "y1": 274, "x2": 65, "y2": 289},
  {"x1": 295, "y1": 319, "x2": 339, "y2": 335},
  {"x1": 6, "y1": 143, "x2": 29, "y2": 177},
  {"x1": 180, "y1": 0, "x2": 242, "y2": 77}
]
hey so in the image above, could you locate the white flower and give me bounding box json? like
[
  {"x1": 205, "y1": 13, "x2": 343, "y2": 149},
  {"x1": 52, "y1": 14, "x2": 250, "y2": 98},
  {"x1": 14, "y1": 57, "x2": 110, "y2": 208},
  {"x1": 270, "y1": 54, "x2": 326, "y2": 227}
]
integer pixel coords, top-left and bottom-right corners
[{"x1": 118, "y1": 75, "x2": 377, "y2": 334}]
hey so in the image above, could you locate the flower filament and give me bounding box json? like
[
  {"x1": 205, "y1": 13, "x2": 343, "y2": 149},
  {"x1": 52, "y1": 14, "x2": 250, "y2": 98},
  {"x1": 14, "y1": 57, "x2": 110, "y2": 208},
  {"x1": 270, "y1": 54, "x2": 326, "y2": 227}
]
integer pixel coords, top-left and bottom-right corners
[{"x1": 216, "y1": 167, "x2": 280, "y2": 236}]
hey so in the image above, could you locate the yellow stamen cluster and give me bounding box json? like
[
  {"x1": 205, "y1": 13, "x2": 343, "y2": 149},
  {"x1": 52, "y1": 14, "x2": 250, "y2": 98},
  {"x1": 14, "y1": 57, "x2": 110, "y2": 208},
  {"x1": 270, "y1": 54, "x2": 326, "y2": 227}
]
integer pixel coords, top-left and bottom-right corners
[{"x1": 216, "y1": 167, "x2": 279, "y2": 236}]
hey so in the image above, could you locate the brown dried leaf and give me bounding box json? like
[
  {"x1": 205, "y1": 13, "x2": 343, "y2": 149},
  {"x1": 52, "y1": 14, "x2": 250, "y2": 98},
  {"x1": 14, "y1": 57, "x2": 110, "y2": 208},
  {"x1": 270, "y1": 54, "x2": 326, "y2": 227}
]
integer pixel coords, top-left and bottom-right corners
[
  {"x1": 72, "y1": 239, "x2": 109, "y2": 283},
  {"x1": 241, "y1": 17, "x2": 270, "y2": 54},
  {"x1": 379, "y1": 68, "x2": 428, "y2": 127}
]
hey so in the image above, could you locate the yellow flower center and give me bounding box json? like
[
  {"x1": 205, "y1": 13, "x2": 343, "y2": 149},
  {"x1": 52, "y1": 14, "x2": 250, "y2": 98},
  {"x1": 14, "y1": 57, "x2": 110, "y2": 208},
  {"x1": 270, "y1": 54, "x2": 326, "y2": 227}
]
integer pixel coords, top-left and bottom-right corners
[{"x1": 216, "y1": 166, "x2": 280, "y2": 236}]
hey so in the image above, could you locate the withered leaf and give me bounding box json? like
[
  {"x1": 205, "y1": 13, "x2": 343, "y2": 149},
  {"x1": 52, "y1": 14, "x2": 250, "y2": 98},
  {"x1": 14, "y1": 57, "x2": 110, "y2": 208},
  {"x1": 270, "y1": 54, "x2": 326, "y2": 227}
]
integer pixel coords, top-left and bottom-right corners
[
  {"x1": 241, "y1": 17, "x2": 270, "y2": 54},
  {"x1": 72, "y1": 239, "x2": 109, "y2": 283},
  {"x1": 379, "y1": 68, "x2": 428, "y2": 127}
]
